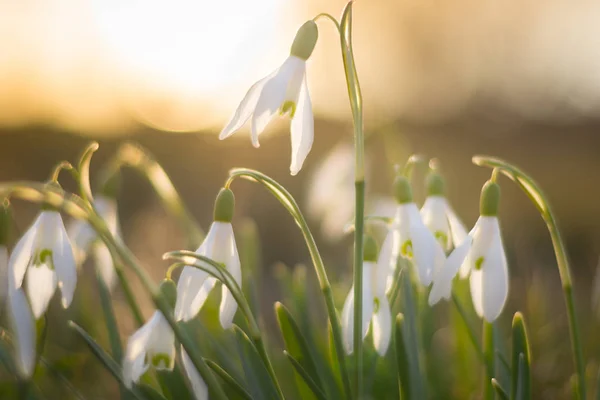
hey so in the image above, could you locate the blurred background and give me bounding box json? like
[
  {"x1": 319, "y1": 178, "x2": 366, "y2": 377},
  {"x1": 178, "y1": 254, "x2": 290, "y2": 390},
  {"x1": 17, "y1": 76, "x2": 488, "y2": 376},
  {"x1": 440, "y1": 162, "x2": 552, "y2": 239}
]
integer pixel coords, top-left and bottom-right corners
[{"x1": 1, "y1": 0, "x2": 600, "y2": 398}]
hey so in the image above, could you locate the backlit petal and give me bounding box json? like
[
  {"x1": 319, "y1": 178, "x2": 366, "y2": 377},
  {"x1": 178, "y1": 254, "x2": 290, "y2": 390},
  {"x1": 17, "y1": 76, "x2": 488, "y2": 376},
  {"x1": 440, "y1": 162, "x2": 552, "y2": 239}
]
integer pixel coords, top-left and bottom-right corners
[
  {"x1": 93, "y1": 244, "x2": 117, "y2": 288},
  {"x1": 372, "y1": 295, "x2": 391, "y2": 356},
  {"x1": 482, "y1": 231, "x2": 509, "y2": 322},
  {"x1": 26, "y1": 263, "x2": 57, "y2": 319},
  {"x1": 445, "y1": 203, "x2": 468, "y2": 247},
  {"x1": 220, "y1": 231, "x2": 241, "y2": 329},
  {"x1": 8, "y1": 215, "x2": 41, "y2": 291},
  {"x1": 8, "y1": 289, "x2": 35, "y2": 378},
  {"x1": 428, "y1": 236, "x2": 473, "y2": 305},
  {"x1": 53, "y1": 217, "x2": 77, "y2": 308},
  {"x1": 182, "y1": 348, "x2": 209, "y2": 400},
  {"x1": 123, "y1": 314, "x2": 156, "y2": 387},
  {"x1": 341, "y1": 289, "x2": 354, "y2": 354},
  {"x1": 420, "y1": 196, "x2": 451, "y2": 250},
  {"x1": 289, "y1": 74, "x2": 313, "y2": 176}
]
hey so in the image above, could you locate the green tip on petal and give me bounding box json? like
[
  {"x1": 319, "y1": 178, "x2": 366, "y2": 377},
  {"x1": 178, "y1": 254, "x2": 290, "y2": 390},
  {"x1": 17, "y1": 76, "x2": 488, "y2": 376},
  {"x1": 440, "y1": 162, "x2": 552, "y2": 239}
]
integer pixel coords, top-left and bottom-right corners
[
  {"x1": 480, "y1": 180, "x2": 500, "y2": 216},
  {"x1": 0, "y1": 200, "x2": 11, "y2": 246},
  {"x1": 426, "y1": 172, "x2": 445, "y2": 196},
  {"x1": 213, "y1": 188, "x2": 235, "y2": 223},
  {"x1": 159, "y1": 279, "x2": 177, "y2": 311},
  {"x1": 393, "y1": 176, "x2": 413, "y2": 204},
  {"x1": 363, "y1": 234, "x2": 379, "y2": 262},
  {"x1": 290, "y1": 20, "x2": 319, "y2": 60}
]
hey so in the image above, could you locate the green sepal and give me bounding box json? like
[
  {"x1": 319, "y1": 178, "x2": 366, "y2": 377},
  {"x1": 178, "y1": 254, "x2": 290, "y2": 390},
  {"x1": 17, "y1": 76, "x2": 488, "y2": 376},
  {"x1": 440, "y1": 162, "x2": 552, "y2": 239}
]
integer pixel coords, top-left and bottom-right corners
[
  {"x1": 290, "y1": 21, "x2": 318, "y2": 60},
  {"x1": 480, "y1": 180, "x2": 500, "y2": 216},
  {"x1": 159, "y1": 279, "x2": 177, "y2": 311},
  {"x1": 213, "y1": 188, "x2": 235, "y2": 223},
  {"x1": 511, "y1": 312, "x2": 531, "y2": 400},
  {"x1": 393, "y1": 176, "x2": 413, "y2": 204},
  {"x1": 363, "y1": 234, "x2": 379, "y2": 262},
  {"x1": 426, "y1": 172, "x2": 445, "y2": 196}
]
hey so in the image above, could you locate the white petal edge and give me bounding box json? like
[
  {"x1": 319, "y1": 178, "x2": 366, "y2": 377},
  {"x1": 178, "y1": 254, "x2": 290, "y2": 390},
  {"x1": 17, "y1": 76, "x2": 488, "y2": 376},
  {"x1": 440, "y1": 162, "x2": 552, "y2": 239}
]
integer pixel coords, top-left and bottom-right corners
[
  {"x1": 219, "y1": 67, "x2": 279, "y2": 141},
  {"x1": 251, "y1": 57, "x2": 301, "y2": 146},
  {"x1": 8, "y1": 288, "x2": 36, "y2": 378},
  {"x1": 182, "y1": 348, "x2": 209, "y2": 400},
  {"x1": 219, "y1": 233, "x2": 241, "y2": 329},
  {"x1": 8, "y1": 215, "x2": 41, "y2": 291},
  {"x1": 289, "y1": 73, "x2": 314, "y2": 176},
  {"x1": 428, "y1": 236, "x2": 473, "y2": 306},
  {"x1": 372, "y1": 295, "x2": 391, "y2": 356},
  {"x1": 482, "y1": 232, "x2": 509, "y2": 322},
  {"x1": 122, "y1": 312, "x2": 159, "y2": 387},
  {"x1": 445, "y1": 203, "x2": 468, "y2": 247},
  {"x1": 340, "y1": 288, "x2": 355, "y2": 354},
  {"x1": 26, "y1": 263, "x2": 57, "y2": 319},
  {"x1": 53, "y1": 217, "x2": 77, "y2": 308},
  {"x1": 93, "y1": 244, "x2": 117, "y2": 289}
]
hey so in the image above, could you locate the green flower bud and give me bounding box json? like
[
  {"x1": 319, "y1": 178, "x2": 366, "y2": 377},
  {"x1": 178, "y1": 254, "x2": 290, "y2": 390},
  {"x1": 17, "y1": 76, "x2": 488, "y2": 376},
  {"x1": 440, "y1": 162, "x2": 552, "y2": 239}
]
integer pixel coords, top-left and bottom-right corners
[
  {"x1": 0, "y1": 200, "x2": 11, "y2": 246},
  {"x1": 426, "y1": 172, "x2": 445, "y2": 196},
  {"x1": 480, "y1": 180, "x2": 500, "y2": 216},
  {"x1": 213, "y1": 188, "x2": 235, "y2": 223},
  {"x1": 290, "y1": 21, "x2": 319, "y2": 60},
  {"x1": 393, "y1": 176, "x2": 413, "y2": 204},
  {"x1": 363, "y1": 234, "x2": 379, "y2": 262},
  {"x1": 159, "y1": 279, "x2": 177, "y2": 311}
]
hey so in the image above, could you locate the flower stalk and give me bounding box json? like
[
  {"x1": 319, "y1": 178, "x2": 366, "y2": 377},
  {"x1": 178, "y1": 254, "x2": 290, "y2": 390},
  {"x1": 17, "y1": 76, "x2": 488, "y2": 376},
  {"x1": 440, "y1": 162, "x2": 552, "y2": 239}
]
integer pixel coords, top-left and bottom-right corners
[{"x1": 472, "y1": 155, "x2": 585, "y2": 399}]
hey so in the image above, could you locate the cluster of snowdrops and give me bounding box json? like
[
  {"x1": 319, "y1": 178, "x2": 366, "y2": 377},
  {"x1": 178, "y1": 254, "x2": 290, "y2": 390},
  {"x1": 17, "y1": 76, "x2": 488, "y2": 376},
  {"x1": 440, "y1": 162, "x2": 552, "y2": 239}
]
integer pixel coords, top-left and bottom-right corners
[{"x1": 0, "y1": 4, "x2": 586, "y2": 400}]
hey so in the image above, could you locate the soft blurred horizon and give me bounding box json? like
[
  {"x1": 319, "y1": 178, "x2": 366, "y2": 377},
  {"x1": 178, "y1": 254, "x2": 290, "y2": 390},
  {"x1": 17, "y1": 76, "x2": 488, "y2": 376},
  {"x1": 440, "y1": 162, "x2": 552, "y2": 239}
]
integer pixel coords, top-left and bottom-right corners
[{"x1": 3, "y1": 0, "x2": 600, "y2": 134}]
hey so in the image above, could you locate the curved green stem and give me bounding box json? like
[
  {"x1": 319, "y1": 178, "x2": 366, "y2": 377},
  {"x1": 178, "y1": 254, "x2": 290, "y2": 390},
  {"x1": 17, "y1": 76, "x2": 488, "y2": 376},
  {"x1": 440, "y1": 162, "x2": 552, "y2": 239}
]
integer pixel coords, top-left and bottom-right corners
[
  {"x1": 473, "y1": 155, "x2": 585, "y2": 399},
  {"x1": 226, "y1": 168, "x2": 353, "y2": 399},
  {"x1": 163, "y1": 253, "x2": 284, "y2": 400},
  {"x1": 99, "y1": 142, "x2": 204, "y2": 248},
  {"x1": 313, "y1": 13, "x2": 341, "y2": 31},
  {"x1": 0, "y1": 182, "x2": 228, "y2": 400}
]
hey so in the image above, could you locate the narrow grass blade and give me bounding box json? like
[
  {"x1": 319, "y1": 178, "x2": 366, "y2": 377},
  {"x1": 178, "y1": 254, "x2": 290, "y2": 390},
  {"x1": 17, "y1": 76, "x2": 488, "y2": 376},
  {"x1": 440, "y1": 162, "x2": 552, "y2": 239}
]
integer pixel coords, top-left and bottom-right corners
[
  {"x1": 492, "y1": 378, "x2": 509, "y2": 400},
  {"x1": 511, "y1": 313, "x2": 531, "y2": 400},
  {"x1": 284, "y1": 351, "x2": 328, "y2": 400},
  {"x1": 394, "y1": 314, "x2": 411, "y2": 400},
  {"x1": 137, "y1": 384, "x2": 168, "y2": 400},
  {"x1": 205, "y1": 359, "x2": 252, "y2": 400}
]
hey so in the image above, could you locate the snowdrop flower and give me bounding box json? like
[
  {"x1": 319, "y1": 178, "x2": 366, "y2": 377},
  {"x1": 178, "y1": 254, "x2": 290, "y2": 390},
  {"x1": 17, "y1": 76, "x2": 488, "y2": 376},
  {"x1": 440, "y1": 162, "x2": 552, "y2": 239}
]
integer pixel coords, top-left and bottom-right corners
[
  {"x1": 420, "y1": 172, "x2": 468, "y2": 252},
  {"x1": 175, "y1": 188, "x2": 241, "y2": 328},
  {"x1": 7, "y1": 288, "x2": 36, "y2": 378},
  {"x1": 219, "y1": 21, "x2": 319, "y2": 175},
  {"x1": 390, "y1": 176, "x2": 445, "y2": 287},
  {"x1": 123, "y1": 280, "x2": 176, "y2": 388},
  {"x1": 68, "y1": 194, "x2": 121, "y2": 288},
  {"x1": 341, "y1": 235, "x2": 392, "y2": 356},
  {"x1": 8, "y1": 208, "x2": 76, "y2": 319}
]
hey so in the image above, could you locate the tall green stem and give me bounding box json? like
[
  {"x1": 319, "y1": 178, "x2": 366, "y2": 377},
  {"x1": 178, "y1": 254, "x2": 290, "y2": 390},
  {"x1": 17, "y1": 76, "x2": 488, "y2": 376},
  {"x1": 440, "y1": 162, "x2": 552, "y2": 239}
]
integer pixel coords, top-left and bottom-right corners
[
  {"x1": 225, "y1": 169, "x2": 352, "y2": 399},
  {"x1": 473, "y1": 155, "x2": 586, "y2": 399},
  {"x1": 483, "y1": 321, "x2": 495, "y2": 400}
]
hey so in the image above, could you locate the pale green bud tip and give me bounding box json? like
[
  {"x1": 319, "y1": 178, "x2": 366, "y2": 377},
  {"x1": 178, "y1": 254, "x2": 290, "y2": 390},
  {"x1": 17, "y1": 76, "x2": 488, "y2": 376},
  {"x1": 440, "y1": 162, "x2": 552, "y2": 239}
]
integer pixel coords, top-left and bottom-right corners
[
  {"x1": 393, "y1": 176, "x2": 413, "y2": 204},
  {"x1": 480, "y1": 180, "x2": 500, "y2": 216},
  {"x1": 363, "y1": 234, "x2": 379, "y2": 262},
  {"x1": 426, "y1": 172, "x2": 445, "y2": 196},
  {"x1": 290, "y1": 21, "x2": 318, "y2": 60},
  {"x1": 213, "y1": 188, "x2": 235, "y2": 222},
  {"x1": 159, "y1": 279, "x2": 177, "y2": 310},
  {"x1": 0, "y1": 200, "x2": 11, "y2": 246}
]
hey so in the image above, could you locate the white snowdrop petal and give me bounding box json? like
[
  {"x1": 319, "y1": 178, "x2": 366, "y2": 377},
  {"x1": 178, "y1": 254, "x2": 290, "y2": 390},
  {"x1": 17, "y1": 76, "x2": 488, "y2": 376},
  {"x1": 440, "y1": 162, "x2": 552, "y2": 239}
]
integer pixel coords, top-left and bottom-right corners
[
  {"x1": 145, "y1": 312, "x2": 176, "y2": 370},
  {"x1": 482, "y1": 233, "x2": 509, "y2": 322},
  {"x1": 289, "y1": 74, "x2": 314, "y2": 176},
  {"x1": 122, "y1": 314, "x2": 157, "y2": 387},
  {"x1": 8, "y1": 289, "x2": 36, "y2": 378},
  {"x1": 421, "y1": 196, "x2": 451, "y2": 250},
  {"x1": 8, "y1": 216, "x2": 41, "y2": 291},
  {"x1": 411, "y1": 223, "x2": 437, "y2": 286},
  {"x1": 26, "y1": 264, "x2": 57, "y2": 319},
  {"x1": 445, "y1": 204, "x2": 468, "y2": 247},
  {"x1": 219, "y1": 233, "x2": 241, "y2": 330},
  {"x1": 372, "y1": 295, "x2": 392, "y2": 356},
  {"x1": 182, "y1": 348, "x2": 209, "y2": 400},
  {"x1": 428, "y1": 236, "x2": 473, "y2": 306},
  {"x1": 469, "y1": 268, "x2": 484, "y2": 318},
  {"x1": 175, "y1": 267, "x2": 211, "y2": 322},
  {"x1": 361, "y1": 262, "x2": 374, "y2": 339},
  {"x1": 341, "y1": 289, "x2": 354, "y2": 354},
  {"x1": 67, "y1": 219, "x2": 95, "y2": 264},
  {"x1": 378, "y1": 225, "x2": 401, "y2": 296},
  {"x1": 53, "y1": 219, "x2": 77, "y2": 308},
  {"x1": 251, "y1": 58, "x2": 298, "y2": 146},
  {"x1": 220, "y1": 68, "x2": 279, "y2": 141}
]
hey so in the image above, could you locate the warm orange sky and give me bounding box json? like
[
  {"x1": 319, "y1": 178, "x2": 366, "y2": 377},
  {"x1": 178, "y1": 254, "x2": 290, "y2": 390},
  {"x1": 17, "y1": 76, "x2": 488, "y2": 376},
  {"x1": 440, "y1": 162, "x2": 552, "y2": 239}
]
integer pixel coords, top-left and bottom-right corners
[{"x1": 1, "y1": 0, "x2": 600, "y2": 135}]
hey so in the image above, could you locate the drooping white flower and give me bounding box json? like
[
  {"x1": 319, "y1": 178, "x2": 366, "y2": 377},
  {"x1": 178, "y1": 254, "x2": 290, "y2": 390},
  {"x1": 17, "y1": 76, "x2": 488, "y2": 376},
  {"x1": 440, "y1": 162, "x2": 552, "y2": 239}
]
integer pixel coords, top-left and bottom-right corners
[
  {"x1": 122, "y1": 310, "x2": 175, "y2": 388},
  {"x1": 181, "y1": 348, "x2": 209, "y2": 400},
  {"x1": 391, "y1": 176, "x2": 446, "y2": 287},
  {"x1": 341, "y1": 236, "x2": 392, "y2": 356},
  {"x1": 175, "y1": 189, "x2": 241, "y2": 329},
  {"x1": 9, "y1": 210, "x2": 77, "y2": 319},
  {"x1": 219, "y1": 21, "x2": 319, "y2": 176},
  {"x1": 68, "y1": 194, "x2": 121, "y2": 288},
  {"x1": 7, "y1": 288, "x2": 36, "y2": 378},
  {"x1": 421, "y1": 194, "x2": 468, "y2": 253}
]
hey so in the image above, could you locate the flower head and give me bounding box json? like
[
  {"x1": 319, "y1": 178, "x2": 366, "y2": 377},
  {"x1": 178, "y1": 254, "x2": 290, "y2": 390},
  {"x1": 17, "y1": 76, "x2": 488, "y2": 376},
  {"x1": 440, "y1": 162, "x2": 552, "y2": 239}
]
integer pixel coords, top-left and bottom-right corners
[
  {"x1": 68, "y1": 194, "x2": 121, "y2": 288},
  {"x1": 122, "y1": 310, "x2": 175, "y2": 387},
  {"x1": 9, "y1": 209, "x2": 76, "y2": 319},
  {"x1": 175, "y1": 188, "x2": 241, "y2": 328},
  {"x1": 341, "y1": 235, "x2": 392, "y2": 356},
  {"x1": 420, "y1": 172, "x2": 468, "y2": 252},
  {"x1": 219, "y1": 21, "x2": 319, "y2": 175},
  {"x1": 392, "y1": 176, "x2": 445, "y2": 287}
]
